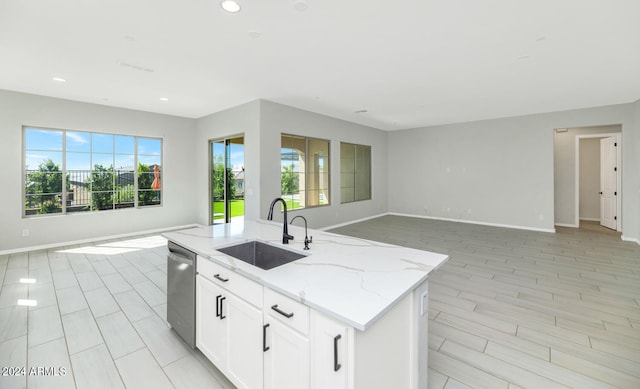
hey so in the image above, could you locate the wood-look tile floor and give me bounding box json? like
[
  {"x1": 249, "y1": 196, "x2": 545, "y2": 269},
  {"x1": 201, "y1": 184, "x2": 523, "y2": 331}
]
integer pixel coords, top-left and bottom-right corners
[
  {"x1": 2, "y1": 217, "x2": 638, "y2": 388},
  {"x1": 330, "y1": 216, "x2": 640, "y2": 388},
  {"x1": 0, "y1": 235, "x2": 235, "y2": 389}
]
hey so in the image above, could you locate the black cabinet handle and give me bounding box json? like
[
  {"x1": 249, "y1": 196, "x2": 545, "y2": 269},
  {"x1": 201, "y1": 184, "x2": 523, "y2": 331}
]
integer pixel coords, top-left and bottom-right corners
[
  {"x1": 215, "y1": 295, "x2": 222, "y2": 318},
  {"x1": 220, "y1": 297, "x2": 226, "y2": 319},
  {"x1": 334, "y1": 334, "x2": 342, "y2": 372},
  {"x1": 214, "y1": 274, "x2": 229, "y2": 282},
  {"x1": 271, "y1": 304, "x2": 294, "y2": 318},
  {"x1": 263, "y1": 324, "x2": 270, "y2": 352}
]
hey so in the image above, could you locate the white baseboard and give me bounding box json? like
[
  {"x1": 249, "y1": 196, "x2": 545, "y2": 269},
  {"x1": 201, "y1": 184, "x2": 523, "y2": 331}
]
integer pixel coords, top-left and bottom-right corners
[
  {"x1": 319, "y1": 213, "x2": 390, "y2": 231},
  {"x1": 555, "y1": 223, "x2": 579, "y2": 228},
  {"x1": 0, "y1": 224, "x2": 201, "y2": 256},
  {"x1": 390, "y1": 213, "x2": 556, "y2": 233},
  {"x1": 579, "y1": 218, "x2": 600, "y2": 222},
  {"x1": 621, "y1": 235, "x2": 640, "y2": 245}
]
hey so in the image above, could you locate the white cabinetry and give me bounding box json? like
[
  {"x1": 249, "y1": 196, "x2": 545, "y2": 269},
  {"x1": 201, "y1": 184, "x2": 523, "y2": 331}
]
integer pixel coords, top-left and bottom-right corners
[
  {"x1": 264, "y1": 317, "x2": 310, "y2": 389},
  {"x1": 225, "y1": 292, "x2": 263, "y2": 389},
  {"x1": 195, "y1": 274, "x2": 226, "y2": 367},
  {"x1": 263, "y1": 287, "x2": 310, "y2": 389},
  {"x1": 311, "y1": 311, "x2": 353, "y2": 389},
  {"x1": 195, "y1": 255, "x2": 429, "y2": 389},
  {"x1": 196, "y1": 257, "x2": 263, "y2": 389}
]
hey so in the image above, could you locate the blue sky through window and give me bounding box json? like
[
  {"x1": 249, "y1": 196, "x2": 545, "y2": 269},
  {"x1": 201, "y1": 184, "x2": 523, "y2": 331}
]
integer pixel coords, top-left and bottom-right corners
[{"x1": 25, "y1": 128, "x2": 162, "y2": 170}]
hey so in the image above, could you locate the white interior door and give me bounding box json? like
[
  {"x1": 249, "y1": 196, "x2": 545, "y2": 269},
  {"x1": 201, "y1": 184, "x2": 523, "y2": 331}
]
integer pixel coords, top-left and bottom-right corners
[{"x1": 600, "y1": 137, "x2": 617, "y2": 230}]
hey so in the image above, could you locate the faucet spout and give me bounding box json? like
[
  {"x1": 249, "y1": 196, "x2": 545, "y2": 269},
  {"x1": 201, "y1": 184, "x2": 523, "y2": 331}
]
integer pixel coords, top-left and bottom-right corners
[
  {"x1": 290, "y1": 215, "x2": 312, "y2": 250},
  {"x1": 267, "y1": 198, "x2": 294, "y2": 244}
]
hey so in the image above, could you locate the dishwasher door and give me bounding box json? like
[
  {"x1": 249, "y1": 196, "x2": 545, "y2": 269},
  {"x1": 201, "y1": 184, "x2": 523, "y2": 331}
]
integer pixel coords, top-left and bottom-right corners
[{"x1": 167, "y1": 241, "x2": 196, "y2": 348}]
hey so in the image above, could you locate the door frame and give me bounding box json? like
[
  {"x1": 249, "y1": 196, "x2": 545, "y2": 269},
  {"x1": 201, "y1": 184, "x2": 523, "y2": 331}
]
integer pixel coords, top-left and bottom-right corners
[
  {"x1": 209, "y1": 134, "x2": 245, "y2": 225},
  {"x1": 574, "y1": 132, "x2": 621, "y2": 230}
]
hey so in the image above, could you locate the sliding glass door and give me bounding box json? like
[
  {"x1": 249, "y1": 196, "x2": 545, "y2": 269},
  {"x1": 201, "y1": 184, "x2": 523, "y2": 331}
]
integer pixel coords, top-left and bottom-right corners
[{"x1": 210, "y1": 136, "x2": 244, "y2": 224}]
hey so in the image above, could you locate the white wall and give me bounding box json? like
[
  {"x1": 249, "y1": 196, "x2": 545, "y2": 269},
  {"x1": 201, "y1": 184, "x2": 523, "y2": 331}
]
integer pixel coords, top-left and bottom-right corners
[
  {"x1": 259, "y1": 100, "x2": 388, "y2": 229},
  {"x1": 554, "y1": 125, "x2": 621, "y2": 226},
  {"x1": 634, "y1": 99, "x2": 640, "y2": 243},
  {"x1": 194, "y1": 100, "x2": 261, "y2": 225},
  {"x1": 4, "y1": 90, "x2": 639, "y2": 251},
  {"x1": 0, "y1": 90, "x2": 198, "y2": 252},
  {"x1": 388, "y1": 103, "x2": 638, "y2": 237},
  {"x1": 579, "y1": 138, "x2": 601, "y2": 220}
]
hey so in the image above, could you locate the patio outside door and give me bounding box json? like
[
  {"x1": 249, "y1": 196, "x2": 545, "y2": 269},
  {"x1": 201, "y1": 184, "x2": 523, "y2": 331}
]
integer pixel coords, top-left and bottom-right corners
[{"x1": 210, "y1": 136, "x2": 244, "y2": 224}]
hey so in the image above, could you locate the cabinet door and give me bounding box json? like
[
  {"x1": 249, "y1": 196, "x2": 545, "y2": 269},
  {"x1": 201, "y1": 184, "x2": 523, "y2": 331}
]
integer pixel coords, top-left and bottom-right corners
[
  {"x1": 226, "y1": 293, "x2": 263, "y2": 389},
  {"x1": 264, "y1": 317, "x2": 310, "y2": 389},
  {"x1": 311, "y1": 311, "x2": 350, "y2": 389},
  {"x1": 196, "y1": 275, "x2": 227, "y2": 368}
]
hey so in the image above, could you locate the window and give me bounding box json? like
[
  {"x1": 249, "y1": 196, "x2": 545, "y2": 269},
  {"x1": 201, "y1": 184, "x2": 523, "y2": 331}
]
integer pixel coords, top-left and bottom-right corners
[
  {"x1": 24, "y1": 127, "x2": 162, "y2": 216},
  {"x1": 340, "y1": 142, "x2": 371, "y2": 203},
  {"x1": 281, "y1": 135, "x2": 330, "y2": 210}
]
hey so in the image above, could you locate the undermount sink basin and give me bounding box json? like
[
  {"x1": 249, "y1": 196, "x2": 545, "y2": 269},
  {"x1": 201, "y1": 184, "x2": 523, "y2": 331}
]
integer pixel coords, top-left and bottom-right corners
[{"x1": 216, "y1": 240, "x2": 306, "y2": 270}]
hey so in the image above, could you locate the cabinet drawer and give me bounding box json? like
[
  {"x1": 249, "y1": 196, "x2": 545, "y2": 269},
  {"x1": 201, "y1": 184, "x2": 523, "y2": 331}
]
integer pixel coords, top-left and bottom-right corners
[
  {"x1": 197, "y1": 256, "x2": 262, "y2": 308},
  {"x1": 264, "y1": 287, "x2": 310, "y2": 336}
]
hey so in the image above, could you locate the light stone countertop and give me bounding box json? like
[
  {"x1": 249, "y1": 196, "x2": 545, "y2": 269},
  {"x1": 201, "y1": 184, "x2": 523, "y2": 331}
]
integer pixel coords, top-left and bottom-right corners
[{"x1": 163, "y1": 220, "x2": 449, "y2": 331}]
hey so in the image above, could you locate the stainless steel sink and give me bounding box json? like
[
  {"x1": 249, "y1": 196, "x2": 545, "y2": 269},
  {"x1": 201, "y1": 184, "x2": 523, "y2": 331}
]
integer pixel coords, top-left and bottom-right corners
[{"x1": 216, "y1": 240, "x2": 306, "y2": 270}]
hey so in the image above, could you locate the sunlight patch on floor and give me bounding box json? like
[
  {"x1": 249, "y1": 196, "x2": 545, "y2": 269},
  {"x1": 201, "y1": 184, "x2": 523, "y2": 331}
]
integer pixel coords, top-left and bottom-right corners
[{"x1": 55, "y1": 235, "x2": 167, "y2": 255}]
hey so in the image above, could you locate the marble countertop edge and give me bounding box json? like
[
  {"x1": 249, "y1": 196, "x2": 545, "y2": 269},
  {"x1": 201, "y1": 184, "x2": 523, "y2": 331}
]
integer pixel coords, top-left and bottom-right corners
[{"x1": 163, "y1": 220, "x2": 449, "y2": 331}]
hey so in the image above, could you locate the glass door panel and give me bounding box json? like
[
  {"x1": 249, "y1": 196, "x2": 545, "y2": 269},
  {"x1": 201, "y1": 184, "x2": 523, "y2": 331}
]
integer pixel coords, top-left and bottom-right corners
[{"x1": 210, "y1": 136, "x2": 244, "y2": 224}]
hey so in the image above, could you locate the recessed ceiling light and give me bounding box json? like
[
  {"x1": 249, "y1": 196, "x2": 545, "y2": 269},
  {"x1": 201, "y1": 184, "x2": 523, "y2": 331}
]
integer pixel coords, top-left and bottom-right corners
[
  {"x1": 52, "y1": 77, "x2": 66, "y2": 83},
  {"x1": 293, "y1": 0, "x2": 308, "y2": 11},
  {"x1": 221, "y1": 0, "x2": 241, "y2": 13},
  {"x1": 160, "y1": 97, "x2": 169, "y2": 102}
]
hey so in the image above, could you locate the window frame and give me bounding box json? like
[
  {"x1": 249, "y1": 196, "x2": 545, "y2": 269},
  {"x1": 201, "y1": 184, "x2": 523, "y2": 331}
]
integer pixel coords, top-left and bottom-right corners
[
  {"x1": 22, "y1": 126, "x2": 163, "y2": 218},
  {"x1": 340, "y1": 142, "x2": 372, "y2": 204},
  {"x1": 280, "y1": 134, "x2": 331, "y2": 211}
]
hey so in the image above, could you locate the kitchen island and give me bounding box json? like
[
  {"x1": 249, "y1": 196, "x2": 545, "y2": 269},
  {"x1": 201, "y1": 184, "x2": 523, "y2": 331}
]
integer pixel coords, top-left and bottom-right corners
[{"x1": 164, "y1": 220, "x2": 449, "y2": 389}]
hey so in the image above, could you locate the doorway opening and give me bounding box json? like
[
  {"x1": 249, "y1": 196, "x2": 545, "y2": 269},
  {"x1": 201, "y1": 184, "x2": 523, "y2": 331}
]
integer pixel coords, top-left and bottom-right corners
[
  {"x1": 576, "y1": 133, "x2": 621, "y2": 231},
  {"x1": 210, "y1": 136, "x2": 244, "y2": 225},
  {"x1": 553, "y1": 125, "x2": 622, "y2": 232}
]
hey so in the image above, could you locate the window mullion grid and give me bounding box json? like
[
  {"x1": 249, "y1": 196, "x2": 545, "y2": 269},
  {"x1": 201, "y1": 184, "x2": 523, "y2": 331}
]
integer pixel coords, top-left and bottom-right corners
[
  {"x1": 134, "y1": 137, "x2": 139, "y2": 208},
  {"x1": 304, "y1": 138, "x2": 308, "y2": 209},
  {"x1": 61, "y1": 131, "x2": 67, "y2": 214},
  {"x1": 90, "y1": 135, "x2": 94, "y2": 211},
  {"x1": 112, "y1": 142, "x2": 116, "y2": 210},
  {"x1": 224, "y1": 139, "x2": 229, "y2": 222},
  {"x1": 353, "y1": 145, "x2": 358, "y2": 203},
  {"x1": 22, "y1": 129, "x2": 27, "y2": 217}
]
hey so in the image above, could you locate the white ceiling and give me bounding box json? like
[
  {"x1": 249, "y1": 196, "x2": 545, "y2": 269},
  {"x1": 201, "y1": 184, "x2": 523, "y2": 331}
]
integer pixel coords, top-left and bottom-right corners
[{"x1": 1, "y1": 0, "x2": 639, "y2": 130}]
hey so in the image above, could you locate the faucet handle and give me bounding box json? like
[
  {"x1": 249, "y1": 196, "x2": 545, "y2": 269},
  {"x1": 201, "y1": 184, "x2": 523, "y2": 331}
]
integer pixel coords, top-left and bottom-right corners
[{"x1": 283, "y1": 233, "x2": 294, "y2": 244}]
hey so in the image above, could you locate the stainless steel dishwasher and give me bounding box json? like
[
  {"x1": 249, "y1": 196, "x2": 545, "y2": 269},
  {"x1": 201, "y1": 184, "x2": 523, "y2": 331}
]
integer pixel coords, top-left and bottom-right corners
[{"x1": 167, "y1": 241, "x2": 196, "y2": 348}]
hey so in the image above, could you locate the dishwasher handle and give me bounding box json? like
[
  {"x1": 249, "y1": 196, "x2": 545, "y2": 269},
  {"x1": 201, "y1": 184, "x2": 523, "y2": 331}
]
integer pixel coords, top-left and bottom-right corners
[{"x1": 168, "y1": 251, "x2": 194, "y2": 266}]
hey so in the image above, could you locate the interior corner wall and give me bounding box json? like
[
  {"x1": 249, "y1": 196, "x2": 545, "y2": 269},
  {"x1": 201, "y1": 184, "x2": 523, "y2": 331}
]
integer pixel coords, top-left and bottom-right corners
[
  {"x1": 387, "y1": 103, "x2": 637, "y2": 234},
  {"x1": 633, "y1": 99, "x2": 640, "y2": 243},
  {"x1": 194, "y1": 100, "x2": 261, "y2": 226},
  {"x1": 258, "y1": 100, "x2": 388, "y2": 229},
  {"x1": 0, "y1": 89, "x2": 198, "y2": 252},
  {"x1": 578, "y1": 138, "x2": 601, "y2": 221},
  {"x1": 554, "y1": 125, "x2": 621, "y2": 227}
]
